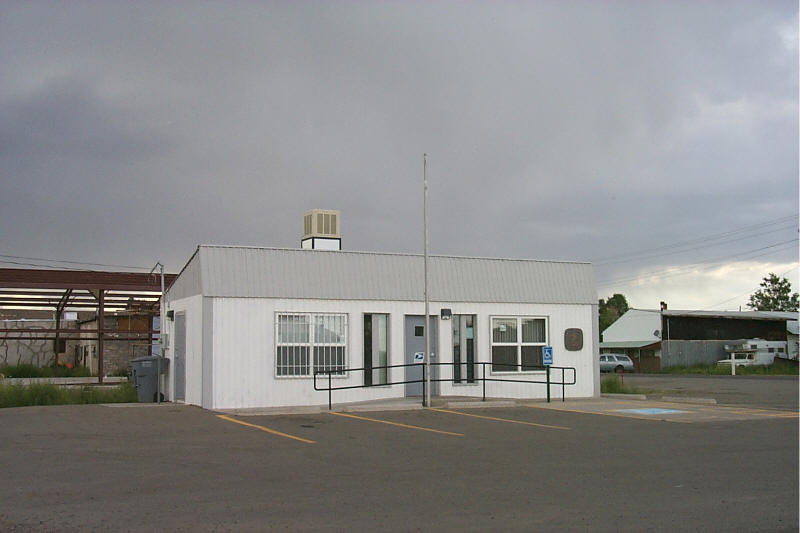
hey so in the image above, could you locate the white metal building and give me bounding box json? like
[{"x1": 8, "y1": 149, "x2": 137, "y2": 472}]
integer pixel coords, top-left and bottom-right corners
[{"x1": 162, "y1": 245, "x2": 598, "y2": 410}]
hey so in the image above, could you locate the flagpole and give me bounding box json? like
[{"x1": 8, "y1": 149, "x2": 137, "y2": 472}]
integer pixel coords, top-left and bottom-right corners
[{"x1": 424, "y1": 153, "x2": 430, "y2": 408}]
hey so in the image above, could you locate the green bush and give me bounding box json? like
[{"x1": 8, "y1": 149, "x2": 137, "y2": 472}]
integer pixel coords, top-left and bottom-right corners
[
  {"x1": 109, "y1": 367, "x2": 131, "y2": 378},
  {"x1": 655, "y1": 363, "x2": 798, "y2": 376},
  {"x1": 0, "y1": 363, "x2": 46, "y2": 378},
  {"x1": 657, "y1": 363, "x2": 728, "y2": 375},
  {"x1": 0, "y1": 383, "x2": 137, "y2": 408},
  {"x1": 601, "y1": 375, "x2": 644, "y2": 394},
  {"x1": 0, "y1": 364, "x2": 93, "y2": 378}
]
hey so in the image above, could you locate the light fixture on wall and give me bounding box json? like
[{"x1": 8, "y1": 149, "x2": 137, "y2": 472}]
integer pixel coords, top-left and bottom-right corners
[{"x1": 440, "y1": 308, "x2": 452, "y2": 320}]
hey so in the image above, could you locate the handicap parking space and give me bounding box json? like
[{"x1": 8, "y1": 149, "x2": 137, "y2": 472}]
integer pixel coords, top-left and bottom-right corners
[{"x1": 524, "y1": 398, "x2": 799, "y2": 423}]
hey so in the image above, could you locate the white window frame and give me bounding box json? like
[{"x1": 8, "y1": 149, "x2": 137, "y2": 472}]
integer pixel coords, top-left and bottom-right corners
[
  {"x1": 452, "y1": 313, "x2": 479, "y2": 386},
  {"x1": 275, "y1": 312, "x2": 348, "y2": 378},
  {"x1": 363, "y1": 312, "x2": 391, "y2": 387},
  {"x1": 490, "y1": 315, "x2": 549, "y2": 374}
]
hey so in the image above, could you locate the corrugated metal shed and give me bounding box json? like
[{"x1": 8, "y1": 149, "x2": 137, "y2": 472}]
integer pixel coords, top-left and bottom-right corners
[
  {"x1": 662, "y1": 310, "x2": 798, "y2": 321},
  {"x1": 166, "y1": 245, "x2": 596, "y2": 305},
  {"x1": 600, "y1": 341, "x2": 661, "y2": 349}
]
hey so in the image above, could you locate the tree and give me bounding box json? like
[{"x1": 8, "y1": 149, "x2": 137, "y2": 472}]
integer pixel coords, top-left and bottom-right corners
[
  {"x1": 599, "y1": 293, "x2": 630, "y2": 332},
  {"x1": 747, "y1": 273, "x2": 799, "y2": 312}
]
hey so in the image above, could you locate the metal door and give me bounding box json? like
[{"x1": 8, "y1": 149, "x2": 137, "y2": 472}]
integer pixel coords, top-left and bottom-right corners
[
  {"x1": 404, "y1": 315, "x2": 438, "y2": 397},
  {"x1": 174, "y1": 312, "x2": 186, "y2": 401}
]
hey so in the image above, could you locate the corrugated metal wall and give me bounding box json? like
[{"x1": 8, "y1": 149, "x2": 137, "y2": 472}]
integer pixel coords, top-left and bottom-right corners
[
  {"x1": 165, "y1": 248, "x2": 203, "y2": 301},
  {"x1": 661, "y1": 340, "x2": 730, "y2": 367}
]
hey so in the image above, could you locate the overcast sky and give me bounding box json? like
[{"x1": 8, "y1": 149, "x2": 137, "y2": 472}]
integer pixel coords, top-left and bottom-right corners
[{"x1": 1, "y1": 1, "x2": 797, "y2": 311}]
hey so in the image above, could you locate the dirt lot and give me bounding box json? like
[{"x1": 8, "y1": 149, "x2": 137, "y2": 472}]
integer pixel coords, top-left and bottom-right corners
[{"x1": 622, "y1": 374, "x2": 798, "y2": 410}]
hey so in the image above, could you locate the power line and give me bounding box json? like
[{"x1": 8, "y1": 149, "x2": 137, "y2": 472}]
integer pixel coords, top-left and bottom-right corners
[
  {"x1": 0, "y1": 259, "x2": 150, "y2": 274},
  {"x1": 0, "y1": 259, "x2": 99, "y2": 272},
  {"x1": 593, "y1": 214, "x2": 798, "y2": 265},
  {"x1": 707, "y1": 266, "x2": 800, "y2": 310},
  {"x1": 0, "y1": 253, "x2": 151, "y2": 271},
  {"x1": 597, "y1": 240, "x2": 798, "y2": 287},
  {"x1": 596, "y1": 238, "x2": 799, "y2": 287},
  {"x1": 595, "y1": 222, "x2": 797, "y2": 266}
]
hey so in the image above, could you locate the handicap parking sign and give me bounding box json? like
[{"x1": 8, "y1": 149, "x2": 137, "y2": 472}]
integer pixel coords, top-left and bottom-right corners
[{"x1": 542, "y1": 346, "x2": 553, "y2": 366}]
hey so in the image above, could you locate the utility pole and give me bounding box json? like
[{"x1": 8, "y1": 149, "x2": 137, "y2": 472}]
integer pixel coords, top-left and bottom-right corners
[
  {"x1": 423, "y1": 153, "x2": 430, "y2": 408},
  {"x1": 150, "y1": 262, "x2": 165, "y2": 404}
]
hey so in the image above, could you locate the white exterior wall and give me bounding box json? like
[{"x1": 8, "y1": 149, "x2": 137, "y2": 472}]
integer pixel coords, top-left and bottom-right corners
[
  {"x1": 436, "y1": 302, "x2": 596, "y2": 401},
  {"x1": 788, "y1": 333, "x2": 798, "y2": 359},
  {"x1": 601, "y1": 309, "x2": 661, "y2": 343},
  {"x1": 208, "y1": 297, "x2": 596, "y2": 410},
  {"x1": 165, "y1": 294, "x2": 204, "y2": 406}
]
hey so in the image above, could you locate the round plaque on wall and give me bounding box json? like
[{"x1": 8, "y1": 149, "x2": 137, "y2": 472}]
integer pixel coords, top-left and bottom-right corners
[{"x1": 564, "y1": 328, "x2": 583, "y2": 351}]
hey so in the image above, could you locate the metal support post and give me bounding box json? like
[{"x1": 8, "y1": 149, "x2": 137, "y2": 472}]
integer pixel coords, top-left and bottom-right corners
[
  {"x1": 151, "y1": 262, "x2": 166, "y2": 403},
  {"x1": 98, "y1": 290, "x2": 104, "y2": 384},
  {"x1": 158, "y1": 263, "x2": 164, "y2": 403},
  {"x1": 53, "y1": 308, "x2": 61, "y2": 374},
  {"x1": 482, "y1": 363, "x2": 486, "y2": 402},
  {"x1": 546, "y1": 366, "x2": 551, "y2": 403},
  {"x1": 422, "y1": 363, "x2": 426, "y2": 407}
]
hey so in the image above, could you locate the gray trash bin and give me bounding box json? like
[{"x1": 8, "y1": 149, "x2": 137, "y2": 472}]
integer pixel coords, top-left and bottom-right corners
[{"x1": 130, "y1": 357, "x2": 169, "y2": 402}]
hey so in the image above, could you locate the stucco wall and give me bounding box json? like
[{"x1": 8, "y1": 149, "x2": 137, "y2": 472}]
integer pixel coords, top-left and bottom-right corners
[
  {"x1": 77, "y1": 318, "x2": 153, "y2": 376},
  {"x1": 0, "y1": 320, "x2": 79, "y2": 368}
]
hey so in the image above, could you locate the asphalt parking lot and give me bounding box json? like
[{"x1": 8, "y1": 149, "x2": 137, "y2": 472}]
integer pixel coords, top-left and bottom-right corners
[{"x1": 0, "y1": 381, "x2": 797, "y2": 532}]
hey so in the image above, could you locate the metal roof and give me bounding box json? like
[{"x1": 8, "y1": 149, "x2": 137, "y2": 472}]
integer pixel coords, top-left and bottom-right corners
[
  {"x1": 600, "y1": 309, "x2": 662, "y2": 344},
  {"x1": 166, "y1": 245, "x2": 596, "y2": 305},
  {"x1": 0, "y1": 268, "x2": 177, "y2": 291},
  {"x1": 0, "y1": 268, "x2": 177, "y2": 311},
  {"x1": 662, "y1": 310, "x2": 798, "y2": 321},
  {"x1": 600, "y1": 340, "x2": 661, "y2": 349}
]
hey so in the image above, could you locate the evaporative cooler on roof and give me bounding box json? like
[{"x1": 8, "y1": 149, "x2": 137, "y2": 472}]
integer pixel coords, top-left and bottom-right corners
[{"x1": 301, "y1": 209, "x2": 341, "y2": 251}]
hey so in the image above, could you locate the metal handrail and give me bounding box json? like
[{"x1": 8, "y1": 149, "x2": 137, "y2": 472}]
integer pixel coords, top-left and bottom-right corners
[{"x1": 314, "y1": 361, "x2": 577, "y2": 410}]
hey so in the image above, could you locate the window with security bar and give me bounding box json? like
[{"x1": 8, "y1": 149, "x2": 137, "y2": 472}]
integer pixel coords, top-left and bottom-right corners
[{"x1": 276, "y1": 313, "x2": 347, "y2": 376}]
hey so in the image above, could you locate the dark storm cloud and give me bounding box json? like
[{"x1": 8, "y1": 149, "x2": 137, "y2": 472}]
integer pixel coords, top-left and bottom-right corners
[
  {"x1": 0, "y1": 75, "x2": 171, "y2": 258},
  {"x1": 0, "y1": 1, "x2": 796, "y2": 307}
]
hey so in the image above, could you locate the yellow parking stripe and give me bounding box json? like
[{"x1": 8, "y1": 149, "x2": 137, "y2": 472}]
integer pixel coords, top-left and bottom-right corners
[
  {"x1": 216, "y1": 414, "x2": 316, "y2": 444},
  {"x1": 330, "y1": 411, "x2": 463, "y2": 436},
  {"x1": 430, "y1": 408, "x2": 570, "y2": 430}
]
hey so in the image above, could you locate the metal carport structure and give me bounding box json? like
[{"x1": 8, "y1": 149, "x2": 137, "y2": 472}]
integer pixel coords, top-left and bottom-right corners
[{"x1": 0, "y1": 268, "x2": 176, "y2": 382}]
